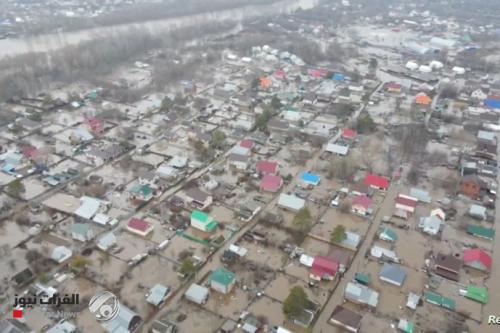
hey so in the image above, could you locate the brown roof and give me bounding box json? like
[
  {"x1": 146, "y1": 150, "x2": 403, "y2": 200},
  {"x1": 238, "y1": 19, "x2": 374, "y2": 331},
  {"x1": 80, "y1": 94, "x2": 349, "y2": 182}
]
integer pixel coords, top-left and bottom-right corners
[
  {"x1": 330, "y1": 305, "x2": 362, "y2": 331},
  {"x1": 185, "y1": 187, "x2": 211, "y2": 203},
  {"x1": 434, "y1": 253, "x2": 462, "y2": 274},
  {"x1": 328, "y1": 248, "x2": 352, "y2": 267}
]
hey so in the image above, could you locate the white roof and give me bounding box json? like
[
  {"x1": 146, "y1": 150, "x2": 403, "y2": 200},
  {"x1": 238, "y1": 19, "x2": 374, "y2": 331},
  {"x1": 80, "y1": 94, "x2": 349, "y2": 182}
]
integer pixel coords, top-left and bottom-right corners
[
  {"x1": 168, "y1": 155, "x2": 188, "y2": 168},
  {"x1": 300, "y1": 254, "x2": 314, "y2": 267},
  {"x1": 229, "y1": 244, "x2": 248, "y2": 257},
  {"x1": 74, "y1": 196, "x2": 101, "y2": 219},
  {"x1": 370, "y1": 246, "x2": 398, "y2": 261},
  {"x1": 156, "y1": 163, "x2": 178, "y2": 177},
  {"x1": 278, "y1": 193, "x2": 305, "y2": 211},
  {"x1": 97, "y1": 232, "x2": 116, "y2": 251},
  {"x1": 418, "y1": 216, "x2": 442, "y2": 235},
  {"x1": 229, "y1": 145, "x2": 251, "y2": 156},
  {"x1": 406, "y1": 292, "x2": 420, "y2": 310},
  {"x1": 185, "y1": 283, "x2": 209, "y2": 303},
  {"x1": 326, "y1": 143, "x2": 349, "y2": 155},
  {"x1": 51, "y1": 246, "x2": 72, "y2": 263}
]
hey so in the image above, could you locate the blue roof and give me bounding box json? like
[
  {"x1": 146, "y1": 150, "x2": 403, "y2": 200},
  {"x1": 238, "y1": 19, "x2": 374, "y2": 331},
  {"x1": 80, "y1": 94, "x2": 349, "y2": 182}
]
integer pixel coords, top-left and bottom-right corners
[
  {"x1": 333, "y1": 73, "x2": 345, "y2": 81},
  {"x1": 485, "y1": 98, "x2": 500, "y2": 109},
  {"x1": 2, "y1": 164, "x2": 16, "y2": 174},
  {"x1": 300, "y1": 172, "x2": 321, "y2": 185}
]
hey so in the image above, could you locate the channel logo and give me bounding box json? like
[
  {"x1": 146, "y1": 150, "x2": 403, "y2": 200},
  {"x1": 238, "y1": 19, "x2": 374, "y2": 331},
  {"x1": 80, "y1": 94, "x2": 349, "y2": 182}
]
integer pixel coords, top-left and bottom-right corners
[{"x1": 88, "y1": 291, "x2": 120, "y2": 322}]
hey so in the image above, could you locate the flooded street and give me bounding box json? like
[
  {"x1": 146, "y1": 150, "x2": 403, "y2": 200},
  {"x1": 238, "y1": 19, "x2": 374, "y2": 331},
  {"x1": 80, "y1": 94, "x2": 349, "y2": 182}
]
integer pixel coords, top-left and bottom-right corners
[{"x1": 0, "y1": 0, "x2": 318, "y2": 59}]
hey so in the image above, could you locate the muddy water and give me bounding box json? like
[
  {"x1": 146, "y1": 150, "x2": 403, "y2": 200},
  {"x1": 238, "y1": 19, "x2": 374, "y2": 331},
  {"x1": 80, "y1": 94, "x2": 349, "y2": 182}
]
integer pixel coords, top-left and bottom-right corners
[{"x1": 0, "y1": 0, "x2": 318, "y2": 59}]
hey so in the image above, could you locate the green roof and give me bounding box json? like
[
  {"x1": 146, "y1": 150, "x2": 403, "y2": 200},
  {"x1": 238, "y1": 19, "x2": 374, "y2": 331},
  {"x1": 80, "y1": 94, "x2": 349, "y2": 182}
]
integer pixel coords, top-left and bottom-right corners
[
  {"x1": 424, "y1": 291, "x2": 442, "y2": 306},
  {"x1": 354, "y1": 272, "x2": 371, "y2": 285},
  {"x1": 205, "y1": 220, "x2": 218, "y2": 232},
  {"x1": 72, "y1": 223, "x2": 90, "y2": 235},
  {"x1": 466, "y1": 285, "x2": 488, "y2": 304},
  {"x1": 399, "y1": 320, "x2": 414, "y2": 333},
  {"x1": 191, "y1": 210, "x2": 210, "y2": 223},
  {"x1": 441, "y1": 297, "x2": 456, "y2": 310},
  {"x1": 379, "y1": 227, "x2": 398, "y2": 242},
  {"x1": 131, "y1": 184, "x2": 152, "y2": 196},
  {"x1": 466, "y1": 225, "x2": 495, "y2": 240},
  {"x1": 211, "y1": 268, "x2": 236, "y2": 286}
]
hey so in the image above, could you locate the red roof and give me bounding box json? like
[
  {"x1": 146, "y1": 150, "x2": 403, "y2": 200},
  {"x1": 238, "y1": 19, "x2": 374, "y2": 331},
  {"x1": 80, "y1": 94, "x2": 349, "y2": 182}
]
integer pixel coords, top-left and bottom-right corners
[
  {"x1": 256, "y1": 160, "x2": 279, "y2": 174},
  {"x1": 239, "y1": 139, "x2": 255, "y2": 149},
  {"x1": 128, "y1": 218, "x2": 152, "y2": 232},
  {"x1": 342, "y1": 128, "x2": 357, "y2": 139},
  {"x1": 21, "y1": 146, "x2": 39, "y2": 159},
  {"x1": 352, "y1": 195, "x2": 372, "y2": 209},
  {"x1": 363, "y1": 174, "x2": 389, "y2": 189},
  {"x1": 260, "y1": 175, "x2": 283, "y2": 192},
  {"x1": 386, "y1": 82, "x2": 402, "y2": 90},
  {"x1": 85, "y1": 117, "x2": 103, "y2": 133},
  {"x1": 395, "y1": 194, "x2": 418, "y2": 208},
  {"x1": 463, "y1": 248, "x2": 492, "y2": 269},
  {"x1": 311, "y1": 256, "x2": 338, "y2": 278},
  {"x1": 274, "y1": 69, "x2": 286, "y2": 80}
]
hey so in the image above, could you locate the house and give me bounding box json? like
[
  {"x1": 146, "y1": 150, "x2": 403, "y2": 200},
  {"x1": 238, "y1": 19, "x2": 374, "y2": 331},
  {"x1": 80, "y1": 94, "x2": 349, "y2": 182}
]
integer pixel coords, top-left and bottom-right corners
[
  {"x1": 310, "y1": 256, "x2": 338, "y2": 281},
  {"x1": 184, "y1": 283, "x2": 209, "y2": 304},
  {"x1": 210, "y1": 268, "x2": 236, "y2": 294},
  {"x1": 71, "y1": 223, "x2": 94, "y2": 242},
  {"x1": 101, "y1": 303, "x2": 142, "y2": 333},
  {"x1": 351, "y1": 195, "x2": 373, "y2": 216},
  {"x1": 433, "y1": 253, "x2": 461, "y2": 281},
  {"x1": 463, "y1": 248, "x2": 492, "y2": 272},
  {"x1": 185, "y1": 187, "x2": 213, "y2": 210},
  {"x1": 344, "y1": 282, "x2": 379, "y2": 307},
  {"x1": 415, "y1": 92, "x2": 432, "y2": 105},
  {"x1": 397, "y1": 319, "x2": 414, "y2": 333},
  {"x1": 469, "y1": 204, "x2": 487, "y2": 220},
  {"x1": 74, "y1": 196, "x2": 103, "y2": 221},
  {"x1": 406, "y1": 293, "x2": 420, "y2": 310},
  {"x1": 21, "y1": 146, "x2": 39, "y2": 160},
  {"x1": 239, "y1": 139, "x2": 255, "y2": 150},
  {"x1": 267, "y1": 118, "x2": 290, "y2": 133},
  {"x1": 409, "y1": 188, "x2": 431, "y2": 203},
  {"x1": 303, "y1": 92, "x2": 317, "y2": 104},
  {"x1": 385, "y1": 82, "x2": 402, "y2": 94},
  {"x1": 395, "y1": 194, "x2": 418, "y2": 215},
  {"x1": 477, "y1": 130, "x2": 497, "y2": 153},
  {"x1": 146, "y1": 284, "x2": 170, "y2": 307},
  {"x1": 460, "y1": 285, "x2": 488, "y2": 304},
  {"x1": 130, "y1": 184, "x2": 154, "y2": 202},
  {"x1": 127, "y1": 218, "x2": 154, "y2": 237},
  {"x1": 229, "y1": 145, "x2": 251, "y2": 157},
  {"x1": 190, "y1": 210, "x2": 218, "y2": 232},
  {"x1": 260, "y1": 175, "x2": 283, "y2": 192},
  {"x1": 277, "y1": 193, "x2": 305, "y2": 212},
  {"x1": 418, "y1": 215, "x2": 442, "y2": 236},
  {"x1": 471, "y1": 89, "x2": 487, "y2": 101},
  {"x1": 466, "y1": 224, "x2": 495, "y2": 240},
  {"x1": 97, "y1": 232, "x2": 117, "y2": 251},
  {"x1": 228, "y1": 154, "x2": 249, "y2": 170},
  {"x1": 370, "y1": 246, "x2": 399, "y2": 263},
  {"x1": 255, "y1": 160, "x2": 279, "y2": 175},
  {"x1": 51, "y1": 246, "x2": 73, "y2": 263},
  {"x1": 328, "y1": 248, "x2": 351, "y2": 273},
  {"x1": 379, "y1": 263, "x2": 407, "y2": 286},
  {"x1": 363, "y1": 174, "x2": 389, "y2": 190},
  {"x1": 342, "y1": 128, "x2": 357, "y2": 140},
  {"x1": 325, "y1": 143, "x2": 349, "y2": 156},
  {"x1": 378, "y1": 227, "x2": 397, "y2": 242},
  {"x1": 93, "y1": 213, "x2": 118, "y2": 227},
  {"x1": 329, "y1": 306, "x2": 362, "y2": 333},
  {"x1": 300, "y1": 172, "x2": 321, "y2": 186},
  {"x1": 350, "y1": 182, "x2": 373, "y2": 197},
  {"x1": 460, "y1": 175, "x2": 485, "y2": 200},
  {"x1": 12, "y1": 268, "x2": 35, "y2": 287},
  {"x1": 84, "y1": 117, "x2": 104, "y2": 134}
]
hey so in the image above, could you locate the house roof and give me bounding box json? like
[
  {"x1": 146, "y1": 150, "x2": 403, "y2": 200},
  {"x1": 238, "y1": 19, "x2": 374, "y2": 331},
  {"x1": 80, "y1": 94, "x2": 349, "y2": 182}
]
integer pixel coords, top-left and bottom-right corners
[
  {"x1": 300, "y1": 172, "x2": 321, "y2": 185},
  {"x1": 130, "y1": 184, "x2": 153, "y2": 197},
  {"x1": 325, "y1": 143, "x2": 349, "y2": 155},
  {"x1": 74, "y1": 196, "x2": 101, "y2": 219},
  {"x1": 239, "y1": 139, "x2": 255, "y2": 149},
  {"x1": 379, "y1": 227, "x2": 398, "y2": 242},
  {"x1": 395, "y1": 194, "x2": 418, "y2": 208},
  {"x1": 379, "y1": 263, "x2": 407, "y2": 286},
  {"x1": 71, "y1": 223, "x2": 90, "y2": 236},
  {"x1": 128, "y1": 218, "x2": 152, "y2": 232},
  {"x1": 260, "y1": 175, "x2": 283, "y2": 191},
  {"x1": 409, "y1": 188, "x2": 431, "y2": 203},
  {"x1": 435, "y1": 253, "x2": 462, "y2": 272},
  {"x1": 277, "y1": 193, "x2": 305, "y2": 211},
  {"x1": 330, "y1": 305, "x2": 362, "y2": 330},
  {"x1": 146, "y1": 284, "x2": 170, "y2": 306},
  {"x1": 344, "y1": 282, "x2": 379, "y2": 307},
  {"x1": 311, "y1": 256, "x2": 338, "y2": 277},
  {"x1": 364, "y1": 174, "x2": 389, "y2": 189},
  {"x1": 352, "y1": 195, "x2": 372, "y2": 210},
  {"x1": 342, "y1": 128, "x2": 357, "y2": 138},
  {"x1": 466, "y1": 224, "x2": 495, "y2": 240},
  {"x1": 185, "y1": 187, "x2": 211, "y2": 203},
  {"x1": 185, "y1": 283, "x2": 209, "y2": 303},
  {"x1": 210, "y1": 268, "x2": 236, "y2": 286},
  {"x1": 463, "y1": 248, "x2": 492, "y2": 269},
  {"x1": 256, "y1": 160, "x2": 279, "y2": 174},
  {"x1": 415, "y1": 92, "x2": 432, "y2": 105},
  {"x1": 465, "y1": 285, "x2": 488, "y2": 304}
]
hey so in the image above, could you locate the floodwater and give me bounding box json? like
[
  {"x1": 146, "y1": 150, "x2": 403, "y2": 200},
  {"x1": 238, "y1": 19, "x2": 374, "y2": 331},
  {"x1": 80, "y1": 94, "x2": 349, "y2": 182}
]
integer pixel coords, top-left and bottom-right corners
[{"x1": 0, "y1": 0, "x2": 318, "y2": 59}]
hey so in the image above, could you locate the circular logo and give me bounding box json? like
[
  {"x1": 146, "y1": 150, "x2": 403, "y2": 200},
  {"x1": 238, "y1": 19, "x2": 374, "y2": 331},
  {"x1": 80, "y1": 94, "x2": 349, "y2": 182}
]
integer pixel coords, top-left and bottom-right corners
[{"x1": 88, "y1": 291, "x2": 120, "y2": 322}]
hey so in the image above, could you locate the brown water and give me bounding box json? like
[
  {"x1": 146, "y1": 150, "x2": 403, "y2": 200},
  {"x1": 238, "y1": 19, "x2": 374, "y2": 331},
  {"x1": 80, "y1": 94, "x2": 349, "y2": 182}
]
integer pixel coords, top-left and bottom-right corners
[{"x1": 0, "y1": 0, "x2": 318, "y2": 59}]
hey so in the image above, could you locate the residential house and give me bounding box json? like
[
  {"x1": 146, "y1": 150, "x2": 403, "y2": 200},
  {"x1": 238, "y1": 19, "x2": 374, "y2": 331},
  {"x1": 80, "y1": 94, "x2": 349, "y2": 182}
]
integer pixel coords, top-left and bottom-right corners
[
  {"x1": 409, "y1": 188, "x2": 432, "y2": 203},
  {"x1": 256, "y1": 160, "x2": 279, "y2": 175},
  {"x1": 84, "y1": 117, "x2": 104, "y2": 135},
  {"x1": 477, "y1": 130, "x2": 497, "y2": 153},
  {"x1": 329, "y1": 306, "x2": 362, "y2": 333},
  {"x1": 385, "y1": 82, "x2": 402, "y2": 94},
  {"x1": 130, "y1": 183, "x2": 154, "y2": 202},
  {"x1": 485, "y1": 96, "x2": 500, "y2": 109},
  {"x1": 74, "y1": 196, "x2": 104, "y2": 221},
  {"x1": 460, "y1": 175, "x2": 486, "y2": 200},
  {"x1": 239, "y1": 139, "x2": 256, "y2": 150},
  {"x1": 146, "y1": 284, "x2": 170, "y2": 307},
  {"x1": 325, "y1": 142, "x2": 349, "y2": 156},
  {"x1": 342, "y1": 128, "x2": 357, "y2": 140},
  {"x1": 190, "y1": 210, "x2": 218, "y2": 232},
  {"x1": 97, "y1": 232, "x2": 117, "y2": 251},
  {"x1": 310, "y1": 256, "x2": 338, "y2": 281},
  {"x1": 228, "y1": 154, "x2": 250, "y2": 171},
  {"x1": 303, "y1": 92, "x2": 317, "y2": 104},
  {"x1": 267, "y1": 118, "x2": 290, "y2": 134},
  {"x1": 351, "y1": 195, "x2": 373, "y2": 216},
  {"x1": 418, "y1": 215, "x2": 442, "y2": 236},
  {"x1": 344, "y1": 282, "x2": 379, "y2": 308},
  {"x1": 184, "y1": 283, "x2": 209, "y2": 304},
  {"x1": 363, "y1": 174, "x2": 389, "y2": 190},
  {"x1": 466, "y1": 224, "x2": 495, "y2": 240},
  {"x1": 277, "y1": 193, "x2": 305, "y2": 212},
  {"x1": 300, "y1": 172, "x2": 321, "y2": 187},
  {"x1": 378, "y1": 227, "x2": 398, "y2": 242},
  {"x1": 210, "y1": 268, "x2": 236, "y2": 294},
  {"x1": 394, "y1": 194, "x2": 418, "y2": 217},
  {"x1": 51, "y1": 246, "x2": 73, "y2": 264},
  {"x1": 71, "y1": 223, "x2": 94, "y2": 242},
  {"x1": 185, "y1": 187, "x2": 213, "y2": 210},
  {"x1": 101, "y1": 303, "x2": 142, "y2": 333},
  {"x1": 127, "y1": 218, "x2": 154, "y2": 237},
  {"x1": 415, "y1": 92, "x2": 432, "y2": 106},
  {"x1": 379, "y1": 263, "x2": 407, "y2": 287},
  {"x1": 433, "y1": 253, "x2": 461, "y2": 281},
  {"x1": 471, "y1": 89, "x2": 487, "y2": 101},
  {"x1": 463, "y1": 248, "x2": 492, "y2": 272},
  {"x1": 260, "y1": 175, "x2": 283, "y2": 192}
]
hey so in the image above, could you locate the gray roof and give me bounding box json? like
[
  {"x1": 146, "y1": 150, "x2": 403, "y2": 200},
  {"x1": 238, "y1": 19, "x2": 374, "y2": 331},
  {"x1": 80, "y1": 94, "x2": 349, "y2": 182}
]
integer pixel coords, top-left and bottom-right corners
[
  {"x1": 146, "y1": 284, "x2": 170, "y2": 306},
  {"x1": 278, "y1": 193, "x2": 305, "y2": 211},
  {"x1": 184, "y1": 283, "x2": 209, "y2": 304},
  {"x1": 71, "y1": 223, "x2": 91, "y2": 236},
  {"x1": 46, "y1": 321, "x2": 77, "y2": 333},
  {"x1": 344, "y1": 282, "x2": 379, "y2": 307},
  {"x1": 0, "y1": 319, "x2": 34, "y2": 333},
  {"x1": 410, "y1": 188, "x2": 432, "y2": 203},
  {"x1": 477, "y1": 130, "x2": 496, "y2": 142},
  {"x1": 469, "y1": 204, "x2": 486, "y2": 218},
  {"x1": 326, "y1": 143, "x2": 349, "y2": 155},
  {"x1": 97, "y1": 232, "x2": 116, "y2": 250},
  {"x1": 102, "y1": 304, "x2": 141, "y2": 333},
  {"x1": 379, "y1": 263, "x2": 407, "y2": 286}
]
